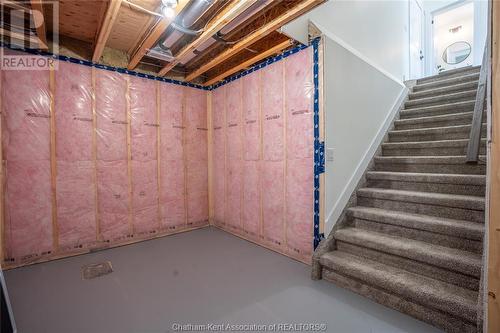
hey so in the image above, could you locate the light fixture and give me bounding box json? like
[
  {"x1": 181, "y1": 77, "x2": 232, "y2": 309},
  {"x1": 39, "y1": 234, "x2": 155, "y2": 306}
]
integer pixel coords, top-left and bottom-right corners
[
  {"x1": 161, "y1": 0, "x2": 177, "y2": 18},
  {"x1": 162, "y1": 5, "x2": 175, "y2": 18}
]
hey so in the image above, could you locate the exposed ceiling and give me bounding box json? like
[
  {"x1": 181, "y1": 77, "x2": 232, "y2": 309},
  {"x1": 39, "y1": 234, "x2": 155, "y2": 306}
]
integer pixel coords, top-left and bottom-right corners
[{"x1": 0, "y1": 0, "x2": 325, "y2": 86}]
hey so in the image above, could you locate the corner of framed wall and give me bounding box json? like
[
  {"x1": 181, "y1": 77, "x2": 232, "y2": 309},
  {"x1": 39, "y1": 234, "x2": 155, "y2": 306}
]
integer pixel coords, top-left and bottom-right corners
[{"x1": 309, "y1": 21, "x2": 326, "y2": 247}]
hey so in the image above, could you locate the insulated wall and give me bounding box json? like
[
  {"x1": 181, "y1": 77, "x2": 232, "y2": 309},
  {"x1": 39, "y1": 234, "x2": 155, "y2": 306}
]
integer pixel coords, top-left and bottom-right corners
[
  {"x1": 210, "y1": 48, "x2": 314, "y2": 263},
  {"x1": 1, "y1": 55, "x2": 208, "y2": 268}
]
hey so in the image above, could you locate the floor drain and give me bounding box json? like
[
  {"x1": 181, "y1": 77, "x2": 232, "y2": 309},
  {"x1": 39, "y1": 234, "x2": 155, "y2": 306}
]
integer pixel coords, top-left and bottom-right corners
[{"x1": 82, "y1": 261, "x2": 113, "y2": 280}]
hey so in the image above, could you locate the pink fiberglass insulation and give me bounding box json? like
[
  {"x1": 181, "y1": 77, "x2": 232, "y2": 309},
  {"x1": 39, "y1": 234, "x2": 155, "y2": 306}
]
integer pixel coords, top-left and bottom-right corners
[
  {"x1": 242, "y1": 161, "x2": 260, "y2": 239},
  {"x1": 95, "y1": 69, "x2": 131, "y2": 241},
  {"x1": 129, "y1": 77, "x2": 159, "y2": 234},
  {"x1": 262, "y1": 161, "x2": 284, "y2": 249},
  {"x1": 212, "y1": 87, "x2": 225, "y2": 225},
  {"x1": 55, "y1": 62, "x2": 96, "y2": 250},
  {"x1": 2, "y1": 62, "x2": 53, "y2": 260},
  {"x1": 284, "y1": 51, "x2": 314, "y2": 259},
  {"x1": 286, "y1": 50, "x2": 314, "y2": 160},
  {"x1": 159, "y1": 83, "x2": 185, "y2": 230},
  {"x1": 211, "y1": 47, "x2": 314, "y2": 263},
  {"x1": 262, "y1": 61, "x2": 284, "y2": 161},
  {"x1": 225, "y1": 80, "x2": 242, "y2": 231},
  {"x1": 242, "y1": 72, "x2": 260, "y2": 161},
  {"x1": 185, "y1": 88, "x2": 208, "y2": 226},
  {"x1": 286, "y1": 157, "x2": 313, "y2": 259}
]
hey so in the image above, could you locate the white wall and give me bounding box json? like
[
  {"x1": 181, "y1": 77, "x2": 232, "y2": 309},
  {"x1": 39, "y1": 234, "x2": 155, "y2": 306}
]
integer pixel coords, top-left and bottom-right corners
[
  {"x1": 282, "y1": 0, "x2": 410, "y2": 82},
  {"x1": 322, "y1": 37, "x2": 406, "y2": 235}
]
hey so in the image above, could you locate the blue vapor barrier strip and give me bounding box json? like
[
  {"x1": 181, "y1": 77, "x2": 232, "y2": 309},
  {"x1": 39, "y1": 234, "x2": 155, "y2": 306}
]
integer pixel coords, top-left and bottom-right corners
[
  {"x1": 0, "y1": 43, "x2": 210, "y2": 91},
  {"x1": 312, "y1": 37, "x2": 325, "y2": 250}
]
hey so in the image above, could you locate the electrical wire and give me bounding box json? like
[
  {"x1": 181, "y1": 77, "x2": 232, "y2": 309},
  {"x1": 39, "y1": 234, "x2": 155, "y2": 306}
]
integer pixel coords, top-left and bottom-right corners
[{"x1": 122, "y1": 0, "x2": 163, "y2": 18}]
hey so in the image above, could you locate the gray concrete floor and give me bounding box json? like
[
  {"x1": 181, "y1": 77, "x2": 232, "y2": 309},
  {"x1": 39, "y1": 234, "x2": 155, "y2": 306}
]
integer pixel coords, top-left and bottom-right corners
[{"x1": 4, "y1": 227, "x2": 442, "y2": 333}]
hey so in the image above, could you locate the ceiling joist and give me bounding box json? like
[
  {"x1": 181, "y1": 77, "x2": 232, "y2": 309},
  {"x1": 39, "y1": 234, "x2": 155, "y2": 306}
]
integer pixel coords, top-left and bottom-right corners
[
  {"x1": 30, "y1": 0, "x2": 47, "y2": 50},
  {"x1": 158, "y1": 0, "x2": 258, "y2": 76},
  {"x1": 128, "y1": 0, "x2": 190, "y2": 70},
  {"x1": 204, "y1": 39, "x2": 293, "y2": 86},
  {"x1": 92, "y1": 0, "x2": 123, "y2": 62},
  {"x1": 185, "y1": 0, "x2": 325, "y2": 82}
]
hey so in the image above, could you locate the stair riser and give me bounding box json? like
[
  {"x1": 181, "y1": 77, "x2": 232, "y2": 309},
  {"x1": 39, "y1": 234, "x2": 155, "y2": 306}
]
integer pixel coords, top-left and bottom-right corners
[
  {"x1": 375, "y1": 161, "x2": 486, "y2": 175},
  {"x1": 417, "y1": 69, "x2": 480, "y2": 84},
  {"x1": 366, "y1": 179, "x2": 486, "y2": 196},
  {"x1": 411, "y1": 82, "x2": 478, "y2": 99},
  {"x1": 405, "y1": 92, "x2": 477, "y2": 109},
  {"x1": 400, "y1": 103, "x2": 475, "y2": 119},
  {"x1": 394, "y1": 116, "x2": 474, "y2": 130},
  {"x1": 388, "y1": 127, "x2": 486, "y2": 142},
  {"x1": 353, "y1": 219, "x2": 482, "y2": 253},
  {"x1": 382, "y1": 144, "x2": 486, "y2": 156},
  {"x1": 336, "y1": 241, "x2": 480, "y2": 290},
  {"x1": 357, "y1": 197, "x2": 485, "y2": 223},
  {"x1": 321, "y1": 269, "x2": 478, "y2": 333}
]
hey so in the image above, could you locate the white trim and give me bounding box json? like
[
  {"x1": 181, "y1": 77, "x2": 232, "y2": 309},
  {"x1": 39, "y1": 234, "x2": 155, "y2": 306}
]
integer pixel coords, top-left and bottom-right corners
[
  {"x1": 324, "y1": 86, "x2": 409, "y2": 230},
  {"x1": 312, "y1": 20, "x2": 405, "y2": 87}
]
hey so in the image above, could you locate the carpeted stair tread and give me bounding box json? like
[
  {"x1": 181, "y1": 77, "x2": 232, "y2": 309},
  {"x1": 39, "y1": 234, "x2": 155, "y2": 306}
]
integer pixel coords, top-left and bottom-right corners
[
  {"x1": 366, "y1": 171, "x2": 485, "y2": 186},
  {"x1": 356, "y1": 187, "x2": 484, "y2": 211},
  {"x1": 382, "y1": 139, "x2": 486, "y2": 150},
  {"x1": 400, "y1": 100, "x2": 475, "y2": 118},
  {"x1": 404, "y1": 90, "x2": 477, "y2": 109},
  {"x1": 394, "y1": 111, "x2": 474, "y2": 127},
  {"x1": 389, "y1": 123, "x2": 485, "y2": 137},
  {"x1": 413, "y1": 72, "x2": 480, "y2": 92},
  {"x1": 347, "y1": 206, "x2": 484, "y2": 240},
  {"x1": 320, "y1": 250, "x2": 478, "y2": 323},
  {"x1": 332, "y1": 228, "x2": 482, "y2": 277},
  {"x1": 409, "y1": 81, "x2": 478, "y2": 100},
  {"x1": 416, "y1": 66, "x2": 480, "y2": 84},
  {"x1": 375, "y1": 155, "x2": 486, "y2": 166}
]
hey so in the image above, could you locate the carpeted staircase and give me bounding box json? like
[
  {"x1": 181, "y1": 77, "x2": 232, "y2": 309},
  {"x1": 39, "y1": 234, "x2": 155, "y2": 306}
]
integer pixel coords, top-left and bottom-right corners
[{"x1": 312, "y1": 66, "x2": 486, "y2": 333}]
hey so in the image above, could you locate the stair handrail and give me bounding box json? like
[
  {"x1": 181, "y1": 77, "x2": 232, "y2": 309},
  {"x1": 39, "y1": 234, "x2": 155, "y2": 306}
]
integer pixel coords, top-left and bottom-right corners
[{"x1": 466, "y1": 45, "x2": 489, "y2": 163}]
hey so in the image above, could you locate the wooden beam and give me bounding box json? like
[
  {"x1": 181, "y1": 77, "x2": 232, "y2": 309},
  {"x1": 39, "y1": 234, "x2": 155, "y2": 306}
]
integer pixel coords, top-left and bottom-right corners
[
  {"x1": 488, "y1": 2, "x2": 499, "y2": 332},
  {"x1": 203, "y1": 39, "x2": 293, "y2": 86},
  {"x1": 185, "y1": 0, "x2": 324, "y2": 81},
  {"x1": 92, "y1": 0, "x2": 122, "y2": 62},
  {"x1": 30, "y1": 0, "x2": 47, "y2": 49},
  {"x1": 128, "y1": 0, "x2": 190, "y2": 70},
  {"x1": 158, "y1": 0, "x2": 258, "y2": 76}
]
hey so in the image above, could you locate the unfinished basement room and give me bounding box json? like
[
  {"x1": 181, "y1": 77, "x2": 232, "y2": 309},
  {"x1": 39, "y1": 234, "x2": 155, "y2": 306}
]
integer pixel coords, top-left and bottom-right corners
[{"x1": 0, "y1": 0, "x2": 498, "y2": 332}]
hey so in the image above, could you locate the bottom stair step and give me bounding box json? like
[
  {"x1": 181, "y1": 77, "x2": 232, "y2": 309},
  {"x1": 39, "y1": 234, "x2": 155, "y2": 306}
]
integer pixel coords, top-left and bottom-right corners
[{"x1": 320, "y1": 251, "x2": 478, "y2": 327}]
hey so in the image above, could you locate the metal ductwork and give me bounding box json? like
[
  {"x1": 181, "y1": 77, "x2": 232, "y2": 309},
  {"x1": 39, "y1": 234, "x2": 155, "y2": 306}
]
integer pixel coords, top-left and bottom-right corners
[{"x1": 147, "y1": 0, "x2": 215, "y2": 62}]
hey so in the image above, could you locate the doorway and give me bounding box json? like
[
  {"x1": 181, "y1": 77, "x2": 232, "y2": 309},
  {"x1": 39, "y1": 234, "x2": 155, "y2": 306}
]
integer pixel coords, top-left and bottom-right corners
[
  {"x1": 409, "y1": 0, "x2": 424, "y2": 79},
  {"x1": 431, "y1": 1, "x2": 475, "y2": 74}
]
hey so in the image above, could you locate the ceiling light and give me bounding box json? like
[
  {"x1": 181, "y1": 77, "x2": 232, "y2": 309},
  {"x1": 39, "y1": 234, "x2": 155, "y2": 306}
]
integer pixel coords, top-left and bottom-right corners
[
  {"x1": 162, "y1": 5, "x2": 175, "y2": 18},
  {"x1": 162, "y1": 0, "x2": 177, "y2": 9}
]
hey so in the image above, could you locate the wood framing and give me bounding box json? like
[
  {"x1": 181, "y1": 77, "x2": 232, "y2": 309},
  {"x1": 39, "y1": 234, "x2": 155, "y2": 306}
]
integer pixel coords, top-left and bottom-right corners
[
  {"x1": 0, "y1": 69, "x2": 3, "y2": 263},
  {"x1": 204, "y1": 39, "x2": 293, "y2": 86},
  {"x1": 125, "y1": 77, "x2": 134, "y2": 235},
  {"x1": 92, "y1": 0, "x2": 122, "y2": 62},
  {"x1": 128, "y1": 0, "x2": 190, "y2": 70},
  {"x1": 488, "y1": 2, "x2": 499, "y2": 332},
  {"x1": 49, "y1": 65, "x2": 59, "y2": 252},
  {"x1": 185, "y1": 0, "x2": 324, "y2": 82},
  {"x1": 207, "y1": 91, "x2": 214, "y2": 224},
  {"x1": 91, "y1": 68, "x2": 100, "y2": 241},
  {"x1": 30, "y1": 0, "x2": 48, "y2": 49},
  {"x1": 156, "y1": 82, "x2": 162, "y2": 229},
  {"x1": 158, "y1": 0, "x2": 258, "y2": 76}
]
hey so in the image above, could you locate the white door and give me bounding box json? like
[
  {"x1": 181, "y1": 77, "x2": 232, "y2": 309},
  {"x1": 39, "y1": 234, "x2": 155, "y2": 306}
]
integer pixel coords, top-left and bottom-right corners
[{"x1": 409, "y1": 0, "x2": 424, "y2": 79}]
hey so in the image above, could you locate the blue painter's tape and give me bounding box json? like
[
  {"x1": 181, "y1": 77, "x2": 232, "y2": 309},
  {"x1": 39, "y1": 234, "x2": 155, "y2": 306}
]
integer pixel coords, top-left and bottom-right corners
[{"x1": 312, "y1": 37, "x2": 325, "y2": 250}]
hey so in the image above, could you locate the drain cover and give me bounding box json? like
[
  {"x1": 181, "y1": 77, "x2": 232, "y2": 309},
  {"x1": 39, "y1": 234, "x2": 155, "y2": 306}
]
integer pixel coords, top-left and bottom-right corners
[{"x1": 82, "y1": 261, "x2": 113, "y2": 280}]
